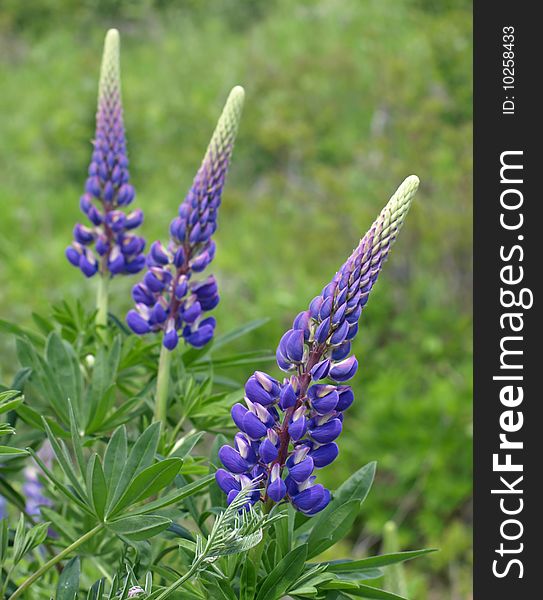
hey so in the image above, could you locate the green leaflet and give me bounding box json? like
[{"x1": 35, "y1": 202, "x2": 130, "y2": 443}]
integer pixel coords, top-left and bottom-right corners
[
  {"x1": 255, "y1": 544, "x2": 308, "y2": 600},
  {"x1": 56, "y1": 557, "x2": 81, "y2": 600},
  {"x1": 107, "y1": 515, "x2": 172, "y2": 541},
  {"x1": 107, "y1": 457, "x2": 183, "y2": 518}
]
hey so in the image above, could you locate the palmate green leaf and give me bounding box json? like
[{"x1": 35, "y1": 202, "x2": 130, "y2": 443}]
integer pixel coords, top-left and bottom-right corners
[
  {"x1": 319, "y1": 549, "x2": 437, "y2": 574},
  {"x1": 56, "y1": 556, "x2": 80, "y2": 600},
  {"x1": 86, "y1": 454, "x2": 108, "y2": 520},
  {"x1": 254, "y1": 544, "x2": 308, "y2": 600},
  {"x1": 307, "y1": 500, "x2": 360, "y2": 559},
  {"x1": 107, "y1": 515, "x2": 171, "y2": 541},
  {"x1": 107, "y1": 457, "x2": 183, "y2": 518},
  {"x1": 106, "y1": 422, "x2": 161, "y2": 514}
]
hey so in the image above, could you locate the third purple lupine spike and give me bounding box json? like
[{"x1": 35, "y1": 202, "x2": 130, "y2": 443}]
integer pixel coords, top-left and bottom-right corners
[
  {"x1": 65, "y1": 29, "x2": 145, "y2": 279},
  {"x1": 126, "y1": 86, "x2": 245, "y2": 350},
  {"x1": 216, "y1": 175, "x2": 419, "y2": 514}
]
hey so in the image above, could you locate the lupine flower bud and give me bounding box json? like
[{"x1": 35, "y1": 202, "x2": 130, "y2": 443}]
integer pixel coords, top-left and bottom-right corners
[
  {"x1": 66, "y1": 29, "x2": 145, "y2": 278},
  {"x1": 127, "y1": 586, "x2": 145, "y2": 598},
  {"x1": 126, "y1": 87, "x2": 245, "y2": 350},
  {"x1": 267, "y1": 463, "x2": 287, "y2": 502},
  {"x1": 217, "y1": 177, "x2": 418, "y2": 515}
]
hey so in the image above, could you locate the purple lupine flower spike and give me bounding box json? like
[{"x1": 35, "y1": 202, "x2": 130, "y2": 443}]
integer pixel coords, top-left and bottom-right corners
[
  {"x1": 127, "y1": 86, "x2": 245, "y2": 350},
  {"x1": 66, "y1": 29, "x2": 145, "y2": 278},
  {"x1": 217, "y1": 176, "x2": 419, "y2": 513}
]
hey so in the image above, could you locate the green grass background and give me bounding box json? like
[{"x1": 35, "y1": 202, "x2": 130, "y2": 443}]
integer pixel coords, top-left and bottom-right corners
[{"x1": 0, "y1": 1, "x2": 472, "y2": 597}]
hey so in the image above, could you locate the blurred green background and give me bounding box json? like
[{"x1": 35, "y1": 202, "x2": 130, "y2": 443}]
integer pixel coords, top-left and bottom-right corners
[{"x1": 0, "y1": 0, "x2": 472, "y2": 597}]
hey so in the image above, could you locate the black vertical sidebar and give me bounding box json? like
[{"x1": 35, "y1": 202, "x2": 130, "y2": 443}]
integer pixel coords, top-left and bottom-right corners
[{"x1": 474, "y1": 2, "x2": 540, "y2": 597}]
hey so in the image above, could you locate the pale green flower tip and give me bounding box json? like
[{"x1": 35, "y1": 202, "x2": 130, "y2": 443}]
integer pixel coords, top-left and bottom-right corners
[
  {"x1": 230, "y1": 85, "x2": 245, "y2": 100},
  {"x1": 406, "y1": 174, "x2": 420, "y2": 191},
  {"x1": 227, "y1": 85, "x2": 246, "y2": 115},
  {"x1": 105, "y1": 28, "x2": 120, "y2": 47},
  {"x1": 398, "y1": 174, "x2": 420, "y2": 196}
]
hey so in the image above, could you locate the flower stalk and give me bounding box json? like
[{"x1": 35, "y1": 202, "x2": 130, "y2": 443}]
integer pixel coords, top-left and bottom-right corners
[
  {"x1": 96, "y1": 274, "x2": 110, "y2": 330},
  {"x1": 155, "y1": 342, "x2": 173, "y2": 425}
]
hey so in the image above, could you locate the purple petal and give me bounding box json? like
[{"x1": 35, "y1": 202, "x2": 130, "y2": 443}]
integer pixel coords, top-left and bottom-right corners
[
  {"x1": 329, "y1": 356, "x2": 358, "y2": 382},
  {"x1": 267, "y1": 477, "x2": 287, "y2": 502},
  {"x1": 288, "y1": 457, "x2": 314, "y2": 483},
  {"x1": 126, "y1": 310, "x2": 151, "y2": 335},
  {"x1": 309, "y1": 418, "x2": 343, "y2": 443},
  {"x1": 310, "y1": 442, "x2": 339, "y2": 468},
  {"x1": 218, "y1": 445, "x2": 251, "y2": 474},
  {"x1": 215, "y1": 469, "x2": 240, "y2": 494},
  {"x1": 259, "y1": 438, "x2": 278, "y2": 463},
  {"x1": 292, "y1": 484, "x2": 326, "y2": 513},
  {"x1": 242, "y1": 412, "x2": 268, "y2": 440}
]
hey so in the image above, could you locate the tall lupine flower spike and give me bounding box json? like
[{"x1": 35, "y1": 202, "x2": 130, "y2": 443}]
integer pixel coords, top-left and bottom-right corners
[
  {"x1": 217, "y1": 175, "x2": 419, "y2": 514},
  {"x1": 65, "y1": 30, "x2": 145, "y2": 325},
  {"x1": 126, "y1": 86, "x2": 245, "y2": 351}
]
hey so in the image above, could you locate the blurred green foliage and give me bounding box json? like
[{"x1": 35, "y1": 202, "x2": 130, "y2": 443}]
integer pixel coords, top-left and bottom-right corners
[{"x1": 0, "y1": 0, "x2": 472, "y2": 597}]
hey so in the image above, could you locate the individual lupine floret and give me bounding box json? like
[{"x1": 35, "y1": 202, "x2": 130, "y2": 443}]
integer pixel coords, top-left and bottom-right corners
[
  {"x1": 65, "y1": 29, "x2": 145, "y2": 279},
  {"x1": 126, "y1": 86, "x2": 245, "y2": 350},
  {"x1": 216, "y1": 176, "x2": 419, "y2": 514}
]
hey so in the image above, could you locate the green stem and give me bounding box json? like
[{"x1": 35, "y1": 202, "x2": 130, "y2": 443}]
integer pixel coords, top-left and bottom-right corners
[
  {"x1": 8, "y1": 523, "x2": 104, "y2": 600},
  {"x1": 155, "y1": 343, "x2": 172, "y2": 425},
  {"x1": 96, "y1": 274, "x2": 109, "y2": 331}
]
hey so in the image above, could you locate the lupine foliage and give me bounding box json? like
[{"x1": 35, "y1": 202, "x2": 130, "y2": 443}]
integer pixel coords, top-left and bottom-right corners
[{"x1": 0, "y1": 23, "x2": 436, "y2": 600}]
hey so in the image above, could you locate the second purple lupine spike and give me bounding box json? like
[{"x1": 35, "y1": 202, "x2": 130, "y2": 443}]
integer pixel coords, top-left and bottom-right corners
[
  {"x1": 126, "y1": 86, "x2": 245, "y2": 351},
  {"x1": 216, "y1": 175, "x2": 419, "y2": 513}
]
